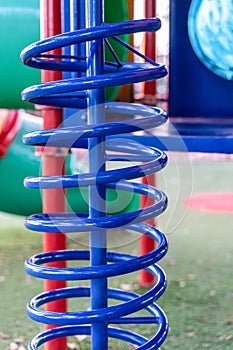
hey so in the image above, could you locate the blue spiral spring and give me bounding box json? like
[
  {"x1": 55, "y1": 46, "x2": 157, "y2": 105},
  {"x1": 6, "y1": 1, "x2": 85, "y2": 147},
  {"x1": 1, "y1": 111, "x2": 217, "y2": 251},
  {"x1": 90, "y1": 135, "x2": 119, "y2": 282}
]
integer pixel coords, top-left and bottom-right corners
[{"x1": 21, "y1": 3, "x2": 169, "y2": 349}]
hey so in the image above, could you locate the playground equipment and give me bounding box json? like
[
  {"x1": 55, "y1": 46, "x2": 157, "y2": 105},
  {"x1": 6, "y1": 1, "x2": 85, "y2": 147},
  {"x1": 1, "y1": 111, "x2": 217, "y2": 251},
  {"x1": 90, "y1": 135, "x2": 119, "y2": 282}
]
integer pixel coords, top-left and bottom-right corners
[
  {"x1": 0, "y1": 0, "x2": 128, "y2": 109},
  {"x1": 4, "y1": 1, "x2": 231, "y2": 348},
  {"x1": 21, "y1": 1, "x2": 169, "y2": 350},
  {"x1": 167, "y1": 0, "x2": 233, "y2": 154},
  {"x1": 136, "y1": 0, "x2": 233, "y2": 292},
  {"x1": 0, "y1": 0, "x2": 133, "y2": 216},
  {"x1": 0, "y1": 109, "x2": 138, "y2": 216},
  {"x1": 126, "y1": 0, "x2": 233, "y2": 155},
  {"x1": 140, "y1": 0, "x2": 157, "y2": 287}
]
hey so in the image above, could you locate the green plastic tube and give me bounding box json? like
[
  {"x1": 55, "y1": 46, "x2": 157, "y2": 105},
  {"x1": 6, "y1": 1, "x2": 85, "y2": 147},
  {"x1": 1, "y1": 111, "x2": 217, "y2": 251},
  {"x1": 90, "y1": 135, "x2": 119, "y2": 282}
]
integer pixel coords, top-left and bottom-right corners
[{"x1": 0, "y1": 112, "x2": 138, "y2": 216}]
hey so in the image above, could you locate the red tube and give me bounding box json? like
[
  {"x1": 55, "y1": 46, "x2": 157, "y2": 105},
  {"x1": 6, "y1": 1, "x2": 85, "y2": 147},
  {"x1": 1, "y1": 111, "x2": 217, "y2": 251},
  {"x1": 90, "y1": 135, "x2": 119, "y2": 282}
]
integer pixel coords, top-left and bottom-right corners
[
  {"x1": 143, "y1": 0, "x2": 156, "y2": 103},
  {"x1": 0, "y1": 109, "x2": 20, "y2": 158},
  {"x1": 41, "y1": 1, "x2": 67, "y2": 349},
  {"x1": 140, "y1": 0, "x2": 157, "y2": 287},
  {"x1": 140, "y1": 174, "x2": 156, "y2": 286}
]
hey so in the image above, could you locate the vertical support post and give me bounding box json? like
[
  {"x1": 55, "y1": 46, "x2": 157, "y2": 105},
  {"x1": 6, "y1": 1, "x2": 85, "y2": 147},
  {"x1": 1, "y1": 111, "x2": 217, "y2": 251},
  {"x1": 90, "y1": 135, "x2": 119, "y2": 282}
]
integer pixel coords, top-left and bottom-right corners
[
  {"x1": 62, "y1": 0, "x2": 83, "y2": 123},
  {"x1": 140, "y1": 174, "x2": 156, "y2": 287},
  {"x1": 85, "y1": 1, "x2": 108, "y2": 349},
  {"x1": 41, "y1": 1, "x2": 67, "y2": 349},
  {"x1": 143, "y1": 0, "x2": 156, "y2": 104},
  {"x1": 140, "y1": 0, "x2": 157, "y2": 287}
]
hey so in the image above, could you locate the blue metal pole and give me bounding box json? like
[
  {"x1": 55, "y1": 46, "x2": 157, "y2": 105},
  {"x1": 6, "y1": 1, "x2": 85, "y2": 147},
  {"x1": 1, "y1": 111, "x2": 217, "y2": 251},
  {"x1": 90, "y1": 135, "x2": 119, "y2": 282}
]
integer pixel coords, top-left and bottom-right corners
[
  {"x1": 78, "y1": 0, "x2": 86, "y2": 74},
  {"x1": 85, "y1": 1, "x2": 108, "y2": 349},
  {"x1": 70, "y1": 0, "x2": 78, "y2": 79}
]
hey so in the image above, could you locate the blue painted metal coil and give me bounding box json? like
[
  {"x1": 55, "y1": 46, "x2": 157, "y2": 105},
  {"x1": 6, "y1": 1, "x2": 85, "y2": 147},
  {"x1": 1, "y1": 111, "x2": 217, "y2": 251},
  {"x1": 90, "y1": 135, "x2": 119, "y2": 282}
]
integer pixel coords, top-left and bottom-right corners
[{"x1": 21, "y1": 10, "x2": 169, "y2": 350}]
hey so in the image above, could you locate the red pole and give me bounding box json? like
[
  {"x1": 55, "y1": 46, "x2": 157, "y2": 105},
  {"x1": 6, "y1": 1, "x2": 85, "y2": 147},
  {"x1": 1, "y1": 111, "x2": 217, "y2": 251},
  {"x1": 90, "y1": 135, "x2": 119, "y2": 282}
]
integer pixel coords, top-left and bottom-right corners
[
  {"x1": 143, "y1": 0, "x2": 156, "y2": 104},
  {"x1": 140, "y1": 0, "x2": 157, "y2": 287},
  {"x1": 41, "y1": 1, "x2": 67, "y2": 349},
  {"x1": 140, "y1": 174, "x2": 156, "y2": 287}
]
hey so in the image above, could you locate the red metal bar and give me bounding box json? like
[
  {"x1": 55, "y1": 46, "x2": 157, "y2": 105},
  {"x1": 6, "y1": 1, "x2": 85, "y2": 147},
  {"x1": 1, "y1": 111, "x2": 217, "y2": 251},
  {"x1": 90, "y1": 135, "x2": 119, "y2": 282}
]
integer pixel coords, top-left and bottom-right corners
[
  {"x1": 41, "y1": 1, "x2": 67, "y2": 349},
  {"x1": 140, "y1": 174, "x2": 156, "y2": 286},
  {"x1": 140, "y1": 0, "x2": 157, "y2": 287},
  {"x1": 143, "y1": 0, "x2": 156, "y2": 103}
]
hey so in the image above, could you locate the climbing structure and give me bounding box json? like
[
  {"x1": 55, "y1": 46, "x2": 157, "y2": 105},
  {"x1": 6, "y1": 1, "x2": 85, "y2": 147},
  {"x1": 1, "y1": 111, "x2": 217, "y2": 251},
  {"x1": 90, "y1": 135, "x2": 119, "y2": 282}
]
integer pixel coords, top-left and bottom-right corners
[{"x1": 21, "y1": 1, "x2": 169, "y2": 349}]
